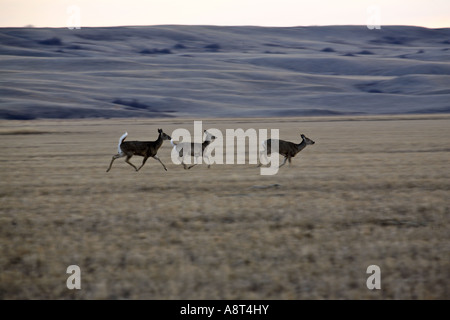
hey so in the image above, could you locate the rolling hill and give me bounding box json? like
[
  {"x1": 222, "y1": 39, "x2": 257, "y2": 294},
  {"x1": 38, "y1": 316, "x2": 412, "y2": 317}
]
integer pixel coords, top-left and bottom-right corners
[{"x1": 1, "y1": 25, "x2": 449, "y2": 119}]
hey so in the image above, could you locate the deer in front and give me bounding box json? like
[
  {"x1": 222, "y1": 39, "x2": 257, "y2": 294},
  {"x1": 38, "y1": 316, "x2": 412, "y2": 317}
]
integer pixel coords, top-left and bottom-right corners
[
  {"x1": 258, "y1": 133, "x2": 315, "y2": 168},
  {"x1": 106, "y1": 128, "x2": 172, "y2": 172}
]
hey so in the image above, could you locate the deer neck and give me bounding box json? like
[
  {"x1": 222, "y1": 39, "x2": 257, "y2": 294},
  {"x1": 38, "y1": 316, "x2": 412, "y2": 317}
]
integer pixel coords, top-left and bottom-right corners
[
  {"x1": 155, "y1": 133, "x2": 164, "y2": 148},
  {"x1": 297, "y1": 139, "x2": 307, "y2": 151},
  {"x1": 202, "y1": 140, "x2": 212, "y2": 150}
]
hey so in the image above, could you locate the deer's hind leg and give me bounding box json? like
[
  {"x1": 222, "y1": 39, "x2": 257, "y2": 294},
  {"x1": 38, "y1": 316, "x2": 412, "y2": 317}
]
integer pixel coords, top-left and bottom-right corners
[
  {"x1": 258, "y1": 150, "x2": 270, "y2": 168},
  {"x1": 106, "y1": 152, "x2": 125, "y2": 172},
  {"x1": 178, "y1": 150, "x2": 189, "y2": 169},
  {"x1": 137, "y1": 156, "x2": 148, "y2": 171},
  {"x1": 279, "y1": 156, "x2": 289, "y2": 168},
  {"x1": 125, "y1": 155, "x2": 138, "y2": 171}
]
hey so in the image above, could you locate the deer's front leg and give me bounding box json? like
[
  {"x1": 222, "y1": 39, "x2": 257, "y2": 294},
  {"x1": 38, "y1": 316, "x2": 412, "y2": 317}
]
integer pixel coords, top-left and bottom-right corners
[
  {"x1": 153, "y1": 155, "x2": 168, "y2": 171},
  {"x1": 279, "y1": 156, "x2": 288, "y2": 168}
]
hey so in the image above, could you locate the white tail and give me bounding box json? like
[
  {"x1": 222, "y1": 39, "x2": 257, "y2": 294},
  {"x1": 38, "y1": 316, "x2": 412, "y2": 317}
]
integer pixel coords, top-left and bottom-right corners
[{"x1": 118, "y1": 132, "x2": 128, "y2": 154}]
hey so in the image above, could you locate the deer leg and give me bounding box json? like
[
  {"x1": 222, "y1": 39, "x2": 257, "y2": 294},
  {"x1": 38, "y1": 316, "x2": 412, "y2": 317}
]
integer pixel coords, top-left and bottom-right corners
[
  {"x1": 153, "y1": 155, "x2": 168, "y2": 171},
  {"x1": 257, "y1": 151, "x2": 263, "y2": 167},
  {"x1": 204, "y1": 155, "x2": 212, "y2": 169},
  {"x1": 137, "y1": 156, "x2": 148, "y2": 171},
  {"x1": 279, "y1": 156, "x2": 288, "y2": 168},
  {"x1": 288, "y1": 157, "x2": 292, "y2": 165},
  {"x1": 106, "y1": 153, "x2": 124, "y2": 172},
  {"x1": 188, "y1": 155, "x2": 201, "y2": 169},
  {"x1": 178, "y1": 150, "x2": 191, "y2": 170},
  {"x1": 258, "y1": 150, "x2": 270, "y2": 167},
  {"x1": 187, "y1": 160, "x2": 198, "y2": 169},
  {"x1": 125, "y1": 155, "x2": 138, "y2": 171}
]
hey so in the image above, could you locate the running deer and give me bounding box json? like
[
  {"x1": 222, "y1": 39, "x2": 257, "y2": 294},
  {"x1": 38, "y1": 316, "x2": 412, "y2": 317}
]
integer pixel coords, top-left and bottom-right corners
[
  {"x1": 171, "y1": 130, "x2": 216, "y2": 169},
  {"x1": 258, "y1": 133, "x2": 315, "y2": 168},
  {"x1": 106, "y1": 128, "x2": 172, "y2": 172}
]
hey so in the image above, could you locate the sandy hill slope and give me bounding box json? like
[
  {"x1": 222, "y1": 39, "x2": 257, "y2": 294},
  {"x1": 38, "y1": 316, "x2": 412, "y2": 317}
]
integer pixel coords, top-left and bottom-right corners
[{"x1": 0, "y1": 25, "x2": 449, "y2": 119}]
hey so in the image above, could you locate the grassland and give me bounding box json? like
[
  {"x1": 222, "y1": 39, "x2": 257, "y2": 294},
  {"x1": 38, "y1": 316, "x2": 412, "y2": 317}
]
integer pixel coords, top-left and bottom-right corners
[{"x1": 0, "y1": 115, "x2": 449, "y2": 299}]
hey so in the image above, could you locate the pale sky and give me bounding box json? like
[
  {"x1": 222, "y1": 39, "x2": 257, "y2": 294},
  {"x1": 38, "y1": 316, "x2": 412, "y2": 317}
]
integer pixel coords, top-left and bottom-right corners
[{"x1": 0, "y1": 0, "x2": 449, "y2": 28}]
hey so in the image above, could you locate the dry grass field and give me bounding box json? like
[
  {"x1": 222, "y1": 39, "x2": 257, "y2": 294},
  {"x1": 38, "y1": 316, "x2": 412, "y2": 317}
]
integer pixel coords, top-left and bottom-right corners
[{"x1": 0, "y1": 115, "x2": 449, "y2": 299}]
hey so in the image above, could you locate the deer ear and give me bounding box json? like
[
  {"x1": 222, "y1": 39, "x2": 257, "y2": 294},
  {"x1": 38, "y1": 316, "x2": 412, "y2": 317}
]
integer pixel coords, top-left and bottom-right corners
[
  {"x1": 158, "y1": 128, "x2": 162, "y2": 133},
  {"x1": 301, "y1": 134, "x2": 305, "y2": 138}
]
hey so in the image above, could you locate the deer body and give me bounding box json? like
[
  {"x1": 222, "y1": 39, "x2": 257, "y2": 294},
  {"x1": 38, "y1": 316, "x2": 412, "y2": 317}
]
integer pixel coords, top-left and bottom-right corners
[
  {"x1": 106, "y1": 129, "x2": 171, "y2": 172},
  {"x1": 171, "y1": 130, "x2": 216, "y2": 169},
  {"x1": 259, "y1": 134, "x2": 315, "y2": 168}
]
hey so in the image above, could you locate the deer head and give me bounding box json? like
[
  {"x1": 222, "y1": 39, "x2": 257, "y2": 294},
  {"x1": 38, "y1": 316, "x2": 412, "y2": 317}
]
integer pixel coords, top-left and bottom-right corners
[
  {"x1": 301, "y1": 134, "x2": 315, "y2": 145},
  {"x1": 204, "y1": 130, "x2": 216, "y2": 142},
  {"x1": 158, "y1": 128, "x2": 172, "y2": 141}
]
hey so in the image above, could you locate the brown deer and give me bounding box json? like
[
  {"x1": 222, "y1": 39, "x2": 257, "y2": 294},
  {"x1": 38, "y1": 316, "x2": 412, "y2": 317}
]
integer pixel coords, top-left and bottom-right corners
[
  {"x1": 171, "y1": 130, "x2": 216, "y2": 169},
  {"x1": 106, "y1": 129, "x2": 172, "y2": 172},
  {"x1": 258, "y1": 133, "x2": 315, "y2": 168}
]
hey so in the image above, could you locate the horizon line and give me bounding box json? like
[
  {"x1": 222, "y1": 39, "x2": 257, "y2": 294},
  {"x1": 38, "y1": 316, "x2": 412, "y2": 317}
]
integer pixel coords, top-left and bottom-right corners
[{"x1": 1, "y1": 23, "x2": 449, "y2": 29}]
